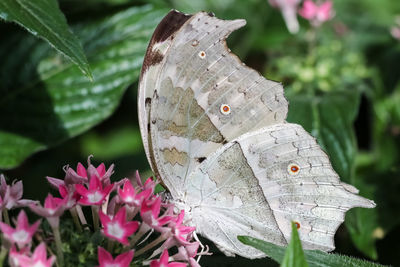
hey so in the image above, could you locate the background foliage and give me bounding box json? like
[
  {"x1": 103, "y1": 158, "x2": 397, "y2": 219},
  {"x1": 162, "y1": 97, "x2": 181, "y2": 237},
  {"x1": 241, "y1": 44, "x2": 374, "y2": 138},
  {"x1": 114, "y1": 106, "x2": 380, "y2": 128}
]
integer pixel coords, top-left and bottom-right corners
[{"x1": 0, "y1": 0, "x2": 399, "y2": 266}]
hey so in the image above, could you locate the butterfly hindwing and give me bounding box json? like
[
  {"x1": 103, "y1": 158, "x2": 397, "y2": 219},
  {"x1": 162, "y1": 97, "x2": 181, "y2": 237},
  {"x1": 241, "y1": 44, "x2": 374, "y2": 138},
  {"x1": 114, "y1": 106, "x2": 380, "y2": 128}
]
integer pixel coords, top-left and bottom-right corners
[{"x1": 184, "y1": 123, "x2": 374, "y2": 257}]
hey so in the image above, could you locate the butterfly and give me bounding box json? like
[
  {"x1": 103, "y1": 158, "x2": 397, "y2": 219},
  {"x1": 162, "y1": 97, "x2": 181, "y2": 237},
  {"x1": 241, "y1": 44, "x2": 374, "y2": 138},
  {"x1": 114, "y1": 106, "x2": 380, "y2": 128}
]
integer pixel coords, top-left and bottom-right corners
[{"x1": 138, "y1": 10, "x2": 375, "y2": 259}]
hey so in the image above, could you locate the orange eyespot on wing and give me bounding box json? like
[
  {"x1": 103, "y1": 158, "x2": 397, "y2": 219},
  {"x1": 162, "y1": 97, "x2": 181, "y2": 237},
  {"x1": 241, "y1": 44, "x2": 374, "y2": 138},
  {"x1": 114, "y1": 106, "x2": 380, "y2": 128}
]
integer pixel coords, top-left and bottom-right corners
[
  {"x1": 287, "y1": 163, "x2": 300, "y2": 175},
  {"x1": 220, "y1": 104, "x2": 231, "y2": 115},
  {"x1": 198, "y1": 51, "x2": 206, "y2": 59}
]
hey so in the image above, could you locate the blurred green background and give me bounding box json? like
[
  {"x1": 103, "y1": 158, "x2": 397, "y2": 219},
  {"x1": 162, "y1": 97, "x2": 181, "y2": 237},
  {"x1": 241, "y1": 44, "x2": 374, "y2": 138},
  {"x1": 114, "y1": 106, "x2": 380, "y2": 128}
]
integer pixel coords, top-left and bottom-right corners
[{"x1": 1, "y1": 0, "x2": 400, "y2": 266}]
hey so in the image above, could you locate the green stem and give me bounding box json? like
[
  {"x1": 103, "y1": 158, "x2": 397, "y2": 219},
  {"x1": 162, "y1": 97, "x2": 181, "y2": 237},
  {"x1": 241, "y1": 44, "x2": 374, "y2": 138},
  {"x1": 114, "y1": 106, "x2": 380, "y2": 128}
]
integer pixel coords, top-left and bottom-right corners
[
  {"x1": 134, "y1": 234, "x2": 167, "y2": 257},
  {"x1": 2, "y1": 210, "x2": 10, "y2": 226},
  {"x1": 91, "y1": 206, "x2": 100, "y2": 232},
  {"x1": 69, "y1": 208, "x2": 82, "y2": 232},
  {"x1": 52, "y1": 226, "x2": 64, "y2": 267},
  {"x1": 107, "y1": 239, "x2": 115, "y2": 252},
  {"x1": 0, "y1": 246, "x2": 8, "y2": 267}
]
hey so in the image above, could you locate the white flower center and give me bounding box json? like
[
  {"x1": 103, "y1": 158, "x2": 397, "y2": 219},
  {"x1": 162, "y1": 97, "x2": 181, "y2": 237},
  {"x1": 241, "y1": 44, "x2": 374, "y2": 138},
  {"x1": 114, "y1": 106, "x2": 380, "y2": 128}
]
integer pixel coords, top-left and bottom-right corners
[
  {"x1": 105, "y1": 264, "x2": 120, "y2": 267},
  {"x1": 88, "y1": 191, "x2": 103, "y2": 203},
  {"x1": 12, "y1": 230, "x2": 29, "y2": 243},
  {"x1": 107, "y1": 222, "x2": 124, "y2": 239},
  {"x1": 32, "y1": 261, "x2": 46, "y2": 267},
  {"x1": 124, "y1": 196, "x2": 133, "y2": 203}
]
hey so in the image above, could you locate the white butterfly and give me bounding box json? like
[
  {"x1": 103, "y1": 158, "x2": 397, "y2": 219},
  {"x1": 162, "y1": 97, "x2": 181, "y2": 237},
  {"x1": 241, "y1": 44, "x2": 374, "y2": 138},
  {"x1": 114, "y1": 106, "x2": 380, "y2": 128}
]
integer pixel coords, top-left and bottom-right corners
[{"x1": 138, "y1": 10, "x2": 375, "y2": 259}]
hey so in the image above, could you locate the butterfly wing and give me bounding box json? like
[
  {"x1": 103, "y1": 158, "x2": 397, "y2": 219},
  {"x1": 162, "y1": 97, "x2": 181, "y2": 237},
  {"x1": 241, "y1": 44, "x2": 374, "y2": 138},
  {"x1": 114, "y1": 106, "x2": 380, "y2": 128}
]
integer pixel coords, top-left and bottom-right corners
[
  {"x1": 138, "y1": 10, "x2": 192, "y2": 174},
  {"x1": 184, "y1": 123, "x2": 375, "y2": 258},
  {"x1": 145, "y1": 11, "x2": 288, "y2": 198}
]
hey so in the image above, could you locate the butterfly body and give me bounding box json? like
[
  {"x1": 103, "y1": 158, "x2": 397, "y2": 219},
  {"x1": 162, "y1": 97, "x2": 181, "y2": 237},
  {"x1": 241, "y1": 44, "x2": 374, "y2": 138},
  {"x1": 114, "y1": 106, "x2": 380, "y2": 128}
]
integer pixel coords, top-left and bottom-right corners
[{"x1": 138, "y1": 10, "x2": 375, "y2": 258}]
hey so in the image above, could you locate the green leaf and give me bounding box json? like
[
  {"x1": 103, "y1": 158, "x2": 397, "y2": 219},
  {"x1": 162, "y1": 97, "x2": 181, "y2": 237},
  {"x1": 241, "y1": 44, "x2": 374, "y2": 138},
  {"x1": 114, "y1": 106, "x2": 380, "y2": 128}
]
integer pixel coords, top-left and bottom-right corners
[
  {"x1": 281, "y1": 222, "x2": 309, "y2": 267},
  {"x1": 238, "y1": 235, "x2": 387, "y2": 267},
  {"x1": 0, "y1": 0, "x2": 92, "y2": 79},
  {"x1": 286, "y1": 90, "x2": 360, "y2": 183},
  {"x1": 0, "y1": 5, "x2": 167, "y2": 169}
]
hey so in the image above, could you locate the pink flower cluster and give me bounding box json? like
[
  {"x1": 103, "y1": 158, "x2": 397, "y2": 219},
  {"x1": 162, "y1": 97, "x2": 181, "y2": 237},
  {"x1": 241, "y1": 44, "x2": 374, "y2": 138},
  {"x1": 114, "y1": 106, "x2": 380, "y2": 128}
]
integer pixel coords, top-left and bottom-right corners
[
  {"x1": 269, "y1": 0, "x2": 334, "y2": 32},
  {"x1": 0, "y1": 158, "x2": 205, "y2": 266},
  {"x1": 298, "y1": 0, "x2": 334, "y2": 27}
]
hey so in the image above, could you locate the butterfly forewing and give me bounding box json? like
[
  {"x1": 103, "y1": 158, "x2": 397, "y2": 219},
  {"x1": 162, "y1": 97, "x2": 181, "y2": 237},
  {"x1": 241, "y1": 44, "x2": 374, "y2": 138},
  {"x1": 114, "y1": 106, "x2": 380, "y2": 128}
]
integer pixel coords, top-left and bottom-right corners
[{"x1": 147, "y1": 11, "x2": 288, "y2": 198}]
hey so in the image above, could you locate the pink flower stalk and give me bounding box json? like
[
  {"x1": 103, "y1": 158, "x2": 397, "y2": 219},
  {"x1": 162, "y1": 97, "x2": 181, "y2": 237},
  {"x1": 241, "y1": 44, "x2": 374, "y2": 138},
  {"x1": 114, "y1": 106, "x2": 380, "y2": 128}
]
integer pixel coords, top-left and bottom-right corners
[
  {"x1": 150, "y1": 249, "x2": 186, "y2": 267},
  {"x1": 0, "y1": 210, "x2": 40, "y2": 247},
  {"x1": 99, "y1": 207, "x2": 139, "y2": 245},
  {"x1": 118, "y1": 179, "x2": 152, "y2": 207},
  {"x1": 16, "y1": 243, "x2": 56, "y2": 267},
  {"x1": 299, "y1": 0, "x2": 334, "y2": 26},
  {"x1": 96, "y1": 247, "x2": 134, "y2": 267},
  {"x1": 75, "y1": 175, "x2": 113, "y2": 206},
  {"x1": 269, "y1": 0, "x2": 301, "y2": 33},
  {"x1": 141, "y1": 197, "x2": 173, "y2": 232}
]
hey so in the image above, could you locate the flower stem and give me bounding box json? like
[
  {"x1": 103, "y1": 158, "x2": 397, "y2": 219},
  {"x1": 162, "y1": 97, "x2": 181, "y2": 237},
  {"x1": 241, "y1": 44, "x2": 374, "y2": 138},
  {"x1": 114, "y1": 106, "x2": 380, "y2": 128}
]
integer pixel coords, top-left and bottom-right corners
[
  {"x1": 52, "y1": 226, "x2": 64, "y2": 266},
  {"x1": 91, "y1": 206, "x2": 100, "y2": 232},
  {"x1": 134, "y1": 234, "x2": 167, "y2": 257},
  {"x1": 0, "y1": 246, "x2": 8, "y2": 267},
  {"x1": 69, "y1": 208, "x2": 82, "y2": 232},
  {"x1": 129, "y1": 223, "x2": 151, "y2": 248},
  {"x1": 2, "y1": 210, "x2": 10, "y2": 225},
  {"x1": 107, "y1": 239, "x2": 115, "y2": 252},
  {"x1": 76, "y1": 205, "x2": 88, "y2": 226}
]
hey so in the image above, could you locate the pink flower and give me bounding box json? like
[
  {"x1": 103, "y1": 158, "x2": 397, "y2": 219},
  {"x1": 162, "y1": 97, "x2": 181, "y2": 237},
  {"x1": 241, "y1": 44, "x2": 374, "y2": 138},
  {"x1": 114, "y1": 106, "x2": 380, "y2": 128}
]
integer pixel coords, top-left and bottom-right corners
[
  {"x1": 29, "y1": 194, "x2": 67, "y2": 228},
  {"x1": 0, "y1": 210, "x2": 40, "y2": 247},
  {"x1": 99, "y1": 207, "x2": 139, "y2": 245},
  {"x1": 96, "y1": 247, "x2": 134, "y2": 267},
  {"x1": 9, "y1": 246, "x2": 30, "y2": 267},
  {"x1": 16, "y1": 243, "x2": 56, "y2": 267},
  {"x1": 269, "y1": 0, "x2": 301, "y2": 33},
  {"x1": 58, "y1": 185, "x2": 79, "y2": 209},
  {"x1": 299, "y1": 0, "x2": 334, "y2": 26},
  {"x1": 170, "y1": 211, "x2": 196, "y2": 245},
  {"x1": 150, "y1": 249, "x2": 186, "y2": 267},
  {"x1": 75, "y1": 175, "x2": 113, "y2": 206},
  {"x1": 118, "y1": 179, "x2": 152, "y2": 207},
  {"x1": 391, "y1": 16, "x2": 400, "y2": 40},
  {"x1": 141, "y1": 197, "x2": 173, "y2": 232},
  {"x1": 0, "y1": 175, "x2": 35, "y2": 210},
  {"x1": 30, "y1": 194, "x2": 66, "y2": 218}
]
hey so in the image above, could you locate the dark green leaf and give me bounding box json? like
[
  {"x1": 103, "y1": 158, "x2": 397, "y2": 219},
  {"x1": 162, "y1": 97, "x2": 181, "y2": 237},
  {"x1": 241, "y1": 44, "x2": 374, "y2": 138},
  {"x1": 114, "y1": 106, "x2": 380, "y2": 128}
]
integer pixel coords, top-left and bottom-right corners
[
  {"x1": 0, "y1": 0, "x2": 92, "y2": 79},
  {"x1": 281, "y1": 222, "x2": 309, "y2": 267},
  {"x1": 287, "y1": 90, "x2": 360, "y2": 183},
  {"x1": 238, "y1": 235, "x2": 387, "y2": 267},
  {"x1": 0, "y1": 5, "x2": 167, "y2": 169}
]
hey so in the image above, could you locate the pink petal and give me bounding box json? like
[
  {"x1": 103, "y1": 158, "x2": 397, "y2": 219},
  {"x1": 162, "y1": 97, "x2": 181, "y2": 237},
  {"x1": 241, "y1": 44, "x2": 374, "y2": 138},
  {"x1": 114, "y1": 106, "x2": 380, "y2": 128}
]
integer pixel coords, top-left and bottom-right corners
[
  {"x1": 97, "y1": 246, "x2": 113, "y2": 265},
  {"x1": 75, "y1": 184, "x2": 89, "y2": 196},
  {"x1": 160, "y1": 249, "x2": 169, "y2": 264},
  {"x1": 124, "y1": 221, "x2": 140, "y2": 236},
  {"x1": 17, "y1": 210, "x2": 29, "y2": 229},
  {"x1": 114, "y1": 250, "x2": 134, "y2": 267},
  {"x1": 0, "y1": 222, "x2": 15, "y2": 237},
  {"x1": 46, "y1": 177, "x2": 65, "y2": 189},
  {"x1": 32, "y1": 243, "x2": 48, "y2": 262},
  {"x1": 77, "y1": 163, "x2": 87, "y2": 178},
  {"x1": 99, "y1": 210, "x2": 111, "y2": 225},
  {"x1": 114, "y1": 207, "x2": 127, "y2": 223},
  {"x1": 96, "y1": 163, "x2": 106, "y2": 177}
]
